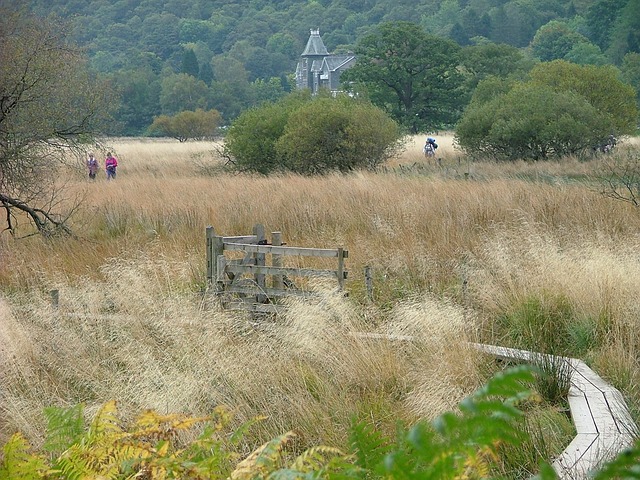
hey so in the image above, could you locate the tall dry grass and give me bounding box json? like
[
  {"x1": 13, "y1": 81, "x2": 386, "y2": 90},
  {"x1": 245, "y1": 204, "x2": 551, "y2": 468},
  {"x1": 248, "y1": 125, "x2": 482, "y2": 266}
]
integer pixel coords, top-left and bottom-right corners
[{"x1": 2, "y1": 134, "x2": 640, "y2": 453}]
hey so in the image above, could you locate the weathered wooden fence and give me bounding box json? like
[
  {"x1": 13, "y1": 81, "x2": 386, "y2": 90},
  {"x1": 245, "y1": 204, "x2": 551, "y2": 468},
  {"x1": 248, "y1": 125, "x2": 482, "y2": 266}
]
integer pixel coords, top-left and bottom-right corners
[{"x1": 206, "y1": 224, "x2": 348, "y2": 312}]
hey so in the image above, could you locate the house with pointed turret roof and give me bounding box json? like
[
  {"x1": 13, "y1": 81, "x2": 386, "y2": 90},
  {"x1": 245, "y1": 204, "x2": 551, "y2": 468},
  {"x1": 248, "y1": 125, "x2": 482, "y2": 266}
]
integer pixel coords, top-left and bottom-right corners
[{"x1": 295, "y1": 29, "x2": 356, "y2": 94}]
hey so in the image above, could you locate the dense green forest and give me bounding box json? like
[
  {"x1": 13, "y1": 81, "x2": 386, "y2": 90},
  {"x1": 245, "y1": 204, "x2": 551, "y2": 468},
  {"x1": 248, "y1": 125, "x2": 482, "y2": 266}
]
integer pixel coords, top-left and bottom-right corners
[{"x1": 12, "y1": 0, "x2": 640, "y2": 135}]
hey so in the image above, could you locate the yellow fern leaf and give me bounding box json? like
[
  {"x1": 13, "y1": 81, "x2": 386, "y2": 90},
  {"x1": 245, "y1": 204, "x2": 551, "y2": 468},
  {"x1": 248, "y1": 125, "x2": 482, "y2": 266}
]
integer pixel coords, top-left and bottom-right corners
[
  {"x1": 155, "y1": 441, "x2": 169, "y2": 458},
  {"x1": 88, "y1": 400, "x2": 122, "y2": 440},
  {"x1": 230, "y1": 431, "x2": 296, "y2": 480},
  {"x1": 289, "y1": 445, "x2": 345, "y2": 472},
  {"x1": 457, "y1": 445, "x2": 496, "y2": 479}
]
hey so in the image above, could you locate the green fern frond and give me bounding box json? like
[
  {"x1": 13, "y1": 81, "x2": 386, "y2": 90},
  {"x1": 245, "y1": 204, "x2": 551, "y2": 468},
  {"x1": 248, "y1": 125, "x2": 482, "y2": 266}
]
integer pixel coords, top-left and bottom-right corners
[
  {"x1": 55, "y1": 447, "x2": 92, "y2": 480},
  {"x1": 348, "y1": 418, "x2": 391, "y2": 471},
  {"x1": 229, "y1": 415, "x2": 267, "y2": 446},
  {"x1": 0, "y1": 432, "x2": 49, "y2": 480},
  {"x1": 53, "y1": 400, "x2": 132, "y2": 480},
  {"x1": 255, "y1": 431, "x2": 296, "y2": 470},
  {"x1": 383, "y1": 366, "x2": 539, "y2": 478},
  {"x1": 43, "y1": 403, "x2": 85, "y2": 455}
]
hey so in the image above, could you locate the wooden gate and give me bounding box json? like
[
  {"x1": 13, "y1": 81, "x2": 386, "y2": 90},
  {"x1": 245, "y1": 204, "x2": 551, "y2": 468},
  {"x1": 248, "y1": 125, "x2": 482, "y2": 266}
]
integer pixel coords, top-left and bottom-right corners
[{"x1": 206, "y1": 224, "x2": 348, "y2": 312}]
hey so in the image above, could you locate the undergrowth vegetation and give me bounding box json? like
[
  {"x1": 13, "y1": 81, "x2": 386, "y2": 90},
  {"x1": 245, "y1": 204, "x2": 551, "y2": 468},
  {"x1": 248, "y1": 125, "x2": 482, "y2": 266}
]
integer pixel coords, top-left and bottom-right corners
[
  {"x1": 2, "y1": 135, "x2": 640, "y2": 477},
  {"x1": 0, "y1": 366, "x2": 581, "y2": 479}
]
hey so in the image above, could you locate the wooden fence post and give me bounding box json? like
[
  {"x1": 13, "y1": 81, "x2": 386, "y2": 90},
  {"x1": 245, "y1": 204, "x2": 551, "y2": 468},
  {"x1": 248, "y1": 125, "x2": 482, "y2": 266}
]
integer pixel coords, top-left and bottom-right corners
[
  {"x1": 461, "y1": 254, "x2": 469, "y2": 322},
  {"x1": 364, "y1": 266, "x2": 373, "y2": 302},
  {"x1": 253, "y1": 224, "x2": 266, "y2": 302},
  {"x1": 207, "y1": 226, "x2": 225, "y2": 292},
  {"x1": 337, "y1": 247, "x2": 345, "y2": 290},
  {"x1": 272, "y1": 231, "x2": 283, "y2": 290},
  {"x1": 50, "y1": 289, "x2": 59, "y2": 309},
  {"x1": 206, "y1": 226, "x2": 214, "y2": 284},
  {"x1": 216, "y1": 255, "x2": 228, "y2": 283}
]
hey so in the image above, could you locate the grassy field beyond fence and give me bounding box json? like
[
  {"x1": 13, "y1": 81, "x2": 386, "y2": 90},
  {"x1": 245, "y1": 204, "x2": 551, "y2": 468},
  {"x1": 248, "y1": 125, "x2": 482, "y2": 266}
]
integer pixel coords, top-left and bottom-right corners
[{"x1": 1, "y1": 134, "x2": 639, "y2": 475}]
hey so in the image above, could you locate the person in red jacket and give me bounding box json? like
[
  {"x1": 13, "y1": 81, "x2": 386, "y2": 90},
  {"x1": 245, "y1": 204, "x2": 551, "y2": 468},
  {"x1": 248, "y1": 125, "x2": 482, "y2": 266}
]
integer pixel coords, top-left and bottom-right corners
[{"x1": 105, "y1": 152, "x2": 118, "y2": 180}]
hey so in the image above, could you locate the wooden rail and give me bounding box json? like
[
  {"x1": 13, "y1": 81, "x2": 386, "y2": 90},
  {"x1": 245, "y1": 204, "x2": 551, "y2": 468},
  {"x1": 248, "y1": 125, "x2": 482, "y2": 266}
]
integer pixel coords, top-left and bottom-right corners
[{"x1": 206, "y1": 225, "x2": 348, "y2": 312}]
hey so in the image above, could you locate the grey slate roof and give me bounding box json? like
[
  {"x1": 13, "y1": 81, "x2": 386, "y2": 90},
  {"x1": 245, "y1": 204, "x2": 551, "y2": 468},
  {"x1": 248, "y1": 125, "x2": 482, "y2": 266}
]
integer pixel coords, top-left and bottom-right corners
[
  {"x1": 296, "y1": 29, "x2": 356, "y2": 93},
  {"x1": 323, "y1": 55, "x2": 356, "y2": 72},
  {"x1": 301, "y1": 29, "x2": 329, "y2": 56}
]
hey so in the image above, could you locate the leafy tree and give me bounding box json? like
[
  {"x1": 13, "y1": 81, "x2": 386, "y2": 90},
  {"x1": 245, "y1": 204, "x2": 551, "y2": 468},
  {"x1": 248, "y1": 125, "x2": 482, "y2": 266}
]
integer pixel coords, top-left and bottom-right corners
[
  {"x1": 456, "y1": 61, "x2": 637, "y2": 160},
  {"x1": 252, "y1": 77, "x2": 288, "y2": 105},
  {"x1": 456, "y1": 83, "x2": 603, "y2": 160},
  {"x1": 528, "y1": 60, "x2": 638, "y2": 135},
  {"x1": 159, "y1": 73, "x2": 209, "y2": 115},
  {"x1": 275, "y1": 95, "x2": 402, "y2": 174},
  {"x1": 266, "y1": 32, "x2": 300, "y2": 59},
  {"x1": 223, "y1": 91, "x2": 312, "y2": 175},
  {"x1": 459, "y1": 42, "x2": 533, "y2": 91},
  {"x1": 585, "y1": 0, "x2": 627, "y2": 52},
  {"x1": 209, "y1": 81, "x2": 252, "y2": 123},
  {"x1": 341, "y1": 21, "x2": 464, "y2": 133},
  {"x1": 621, "y1": 52, "x2": 640, "y2": 111},
  {"x1": 224, "y1": 92, "x2": 402, "y2": 174},
  {"x1": 211, "y1": 55, "x2": 250, "y2": 84},
  {"x1": 178, "y1": 18, "x2": 216, "y2": 44},
  {"x1": 606, "y1": 0, "x2": 640, "y2": 63},
  {"x1": 148, "y1": 108, "x2": 222, "y2": 142},
  {"x1": 0, "y1": 8, "x2": 113, "y2": 236},
  {"x1": 531, "y1": 20, "x2": 592, "y2": 62},
  {"x1": 111, "y1": 67, "x2": 161, "y2": 136},
  {"x1": 564, "y1": 42, "x2": 610, "y2": 65},
  {"x1": 199, "y1": 61, "x2": 214, "y2": 86},
  {"x1": 139, "y1": 13, "x2": 181, "y2": 59}
]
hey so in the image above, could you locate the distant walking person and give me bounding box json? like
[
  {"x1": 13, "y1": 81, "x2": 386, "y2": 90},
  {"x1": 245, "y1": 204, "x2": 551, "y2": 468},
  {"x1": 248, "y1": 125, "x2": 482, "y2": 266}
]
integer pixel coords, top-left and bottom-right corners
[
  {"x1": 423, "y1": 137, "x2": 438, "y2": 157},
  {"x1": 86, "y1": 152, "x2": 99, "y2": 180},
  {"x1": 105, "y1": 152, "x2": 118, "y2": 180}
]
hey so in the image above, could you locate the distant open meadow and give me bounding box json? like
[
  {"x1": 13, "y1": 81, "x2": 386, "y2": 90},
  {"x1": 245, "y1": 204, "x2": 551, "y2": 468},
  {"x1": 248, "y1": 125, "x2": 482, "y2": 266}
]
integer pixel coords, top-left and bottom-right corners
[{"x1": 2, "y1": 133, "x2": 640, "y2": 472}]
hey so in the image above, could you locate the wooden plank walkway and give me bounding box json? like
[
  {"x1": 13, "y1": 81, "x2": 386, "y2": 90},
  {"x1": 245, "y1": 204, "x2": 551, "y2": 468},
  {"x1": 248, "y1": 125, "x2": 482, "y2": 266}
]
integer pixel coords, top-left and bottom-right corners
[
  {"x1": 352, "y1": 334, "x2": 636, "y2": 478},
  {"x1": 473, "y1": 343, "x2": 636, "y2": 479}
]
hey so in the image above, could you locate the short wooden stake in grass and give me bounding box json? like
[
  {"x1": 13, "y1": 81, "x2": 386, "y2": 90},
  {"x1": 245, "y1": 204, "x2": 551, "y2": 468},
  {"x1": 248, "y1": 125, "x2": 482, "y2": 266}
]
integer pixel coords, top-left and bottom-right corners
[
  {"x1": 365, "y1": 265, "x2": 373, "y2": 302},
  {"x1": 50, "y1": 289, "x2": 59, "y2": 309}
]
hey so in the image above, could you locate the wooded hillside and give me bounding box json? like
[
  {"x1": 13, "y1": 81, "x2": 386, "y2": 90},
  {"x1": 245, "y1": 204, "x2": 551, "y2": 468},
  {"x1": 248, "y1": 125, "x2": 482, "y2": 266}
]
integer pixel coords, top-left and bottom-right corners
[{"x1": 14, "y1": 0, "x2": 640, "y2": 134}]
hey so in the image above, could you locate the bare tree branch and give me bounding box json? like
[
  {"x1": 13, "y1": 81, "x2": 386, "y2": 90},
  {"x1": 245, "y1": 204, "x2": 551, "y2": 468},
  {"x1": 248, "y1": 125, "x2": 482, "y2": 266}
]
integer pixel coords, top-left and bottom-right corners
[
  {"x1": 0, "y1": 8, "x2": 114, "y2": 237},
  {"x1": 596, "y1": 150, "x2": 640, "y2": 207},
  {"x1": 0, "y1": 192, "x2": 72, "y2": 237}
]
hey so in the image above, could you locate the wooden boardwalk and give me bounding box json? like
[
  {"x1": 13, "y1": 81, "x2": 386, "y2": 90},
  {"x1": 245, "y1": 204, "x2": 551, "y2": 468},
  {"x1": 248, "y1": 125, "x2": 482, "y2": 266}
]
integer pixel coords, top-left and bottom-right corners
[{"x1": 474, "y1": 343, "x2": 636, "y2": 479}]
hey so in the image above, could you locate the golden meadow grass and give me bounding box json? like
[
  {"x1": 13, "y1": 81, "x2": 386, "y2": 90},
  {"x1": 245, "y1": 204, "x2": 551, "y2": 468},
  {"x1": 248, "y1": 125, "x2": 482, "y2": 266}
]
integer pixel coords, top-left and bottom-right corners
[{"x1": 1, "y1": 134, "x2": 640, "y2": 455}]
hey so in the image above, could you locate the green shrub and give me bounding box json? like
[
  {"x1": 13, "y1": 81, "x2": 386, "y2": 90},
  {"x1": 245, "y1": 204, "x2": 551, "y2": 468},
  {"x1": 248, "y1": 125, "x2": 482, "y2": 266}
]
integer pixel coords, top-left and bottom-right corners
[
  {"x1": 148, "y1": 108, "x2": 222, "y2": 141},
  {"x1": 455, "y1": 61, "x2": 638, "y2": 160},
  {"x1": 223, "y1": 91, "x2": 311, "y2": 174},
  {"x1": 224, "y1": 91, "x2": 403, "y2": 175}
]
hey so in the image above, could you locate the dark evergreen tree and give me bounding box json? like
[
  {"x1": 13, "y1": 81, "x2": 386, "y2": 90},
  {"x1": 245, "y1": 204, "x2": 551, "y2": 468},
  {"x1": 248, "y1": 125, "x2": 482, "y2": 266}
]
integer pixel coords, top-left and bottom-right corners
[
  {"x1": 198, "y1": 61, "x2": 214, "y2": 85},
  {"x1": 585, "y1": 0, "x2": 626, "y2": 51},
  {"x1": 181, "y1": 49, "x2": 200, "y2": 77}
]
